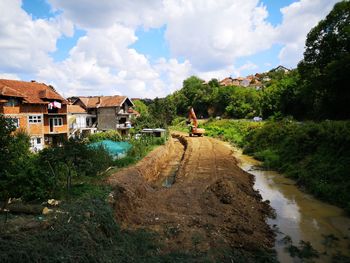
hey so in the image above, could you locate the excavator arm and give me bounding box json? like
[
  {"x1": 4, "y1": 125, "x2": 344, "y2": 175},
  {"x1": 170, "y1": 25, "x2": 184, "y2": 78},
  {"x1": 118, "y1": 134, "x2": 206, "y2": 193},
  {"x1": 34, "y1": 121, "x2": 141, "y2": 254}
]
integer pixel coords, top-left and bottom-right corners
[
  {"x1": 188, "y1": 107, "x2": 198, "y2": 129},
  {"x1": 187, "y1": 107, "x2": 205, "y2": 136}
]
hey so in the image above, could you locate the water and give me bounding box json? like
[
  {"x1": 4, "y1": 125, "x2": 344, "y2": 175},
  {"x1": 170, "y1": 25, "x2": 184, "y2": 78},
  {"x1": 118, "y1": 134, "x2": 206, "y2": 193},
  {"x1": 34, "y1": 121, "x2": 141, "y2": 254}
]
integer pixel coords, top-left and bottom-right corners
[
  {"x1": 232, "y1": 148, "x2": 350, "y2": 262},
  {"x1": 159, "y1": 138, "x2": 185, "y2": 188},
  {"x1": 89, "y1": 140, "x2": 132, "y2": 158}
]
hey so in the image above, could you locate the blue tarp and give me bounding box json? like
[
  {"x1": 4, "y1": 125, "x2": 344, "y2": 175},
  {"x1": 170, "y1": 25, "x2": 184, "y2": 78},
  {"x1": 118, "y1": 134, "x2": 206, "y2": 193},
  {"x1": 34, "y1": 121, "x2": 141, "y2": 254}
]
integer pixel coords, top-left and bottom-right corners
[{"x1": 89, "y1": 140, "x2": 132, "y2": 156}]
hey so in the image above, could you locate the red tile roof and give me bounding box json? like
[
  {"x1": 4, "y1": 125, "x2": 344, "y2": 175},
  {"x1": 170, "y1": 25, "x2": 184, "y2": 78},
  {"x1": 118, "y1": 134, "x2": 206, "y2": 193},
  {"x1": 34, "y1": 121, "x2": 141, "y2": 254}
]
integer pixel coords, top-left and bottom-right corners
[
  {"x1": 128, "y1": 108, "x2": 140, "y2": 117},
  {"x1": 77, "y1": 96, "x2": 133, "y2": 108},
  {"x1": 0, "y1": 79, "x2": 66, "y2": 104},
  {"x1": 67, "y1": 104, "x2": 87, "y2": 114}
]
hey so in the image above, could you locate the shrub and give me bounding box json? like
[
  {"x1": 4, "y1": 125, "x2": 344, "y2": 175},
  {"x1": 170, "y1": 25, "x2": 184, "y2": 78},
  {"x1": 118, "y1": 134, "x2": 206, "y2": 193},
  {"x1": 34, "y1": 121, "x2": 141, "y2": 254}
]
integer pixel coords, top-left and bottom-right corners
[
  {"x1": 244, "y1": 120, "x2": 350, "y2": 210},
  {"x1": 203, "y1": 119, "x2": 263, "y2": 147},
  {"x1": 88, "y1": 130, "x2": 122, "y2": 143}
]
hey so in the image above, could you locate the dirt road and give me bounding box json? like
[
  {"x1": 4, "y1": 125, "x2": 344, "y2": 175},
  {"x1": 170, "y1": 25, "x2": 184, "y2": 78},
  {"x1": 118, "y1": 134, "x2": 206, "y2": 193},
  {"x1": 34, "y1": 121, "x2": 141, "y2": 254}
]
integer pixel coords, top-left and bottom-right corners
[{"x1": 108, "y1": 133, "x2": 274, "y2": 253}]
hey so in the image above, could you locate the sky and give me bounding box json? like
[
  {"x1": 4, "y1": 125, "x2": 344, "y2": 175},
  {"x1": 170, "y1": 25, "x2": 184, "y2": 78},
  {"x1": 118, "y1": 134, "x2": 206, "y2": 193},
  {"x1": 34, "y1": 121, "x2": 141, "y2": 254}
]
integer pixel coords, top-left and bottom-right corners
[{"x1": 0, "y1": 0, "x2": 340, "y2": 98}]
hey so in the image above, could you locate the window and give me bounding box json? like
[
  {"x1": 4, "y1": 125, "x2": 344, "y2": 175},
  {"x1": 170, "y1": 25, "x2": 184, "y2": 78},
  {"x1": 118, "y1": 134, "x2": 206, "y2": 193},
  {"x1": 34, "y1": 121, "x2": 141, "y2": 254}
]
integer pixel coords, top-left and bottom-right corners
[
  {"x1": 52, "y1": 117, "x2": 63, "y2": 127},
  {"x1": 28, "y1": 115, "x2": 42, "y2": 124},
  {"x1": 4, "y1": 98, "x2": 19, "y2": 107}
]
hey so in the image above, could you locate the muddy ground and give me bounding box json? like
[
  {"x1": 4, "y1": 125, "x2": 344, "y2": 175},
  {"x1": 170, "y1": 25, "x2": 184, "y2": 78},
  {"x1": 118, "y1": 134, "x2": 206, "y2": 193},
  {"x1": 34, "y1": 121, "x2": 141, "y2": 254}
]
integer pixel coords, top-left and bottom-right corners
[{"x1": 107, "y1": 133, "x2": 274, "y2": 254}]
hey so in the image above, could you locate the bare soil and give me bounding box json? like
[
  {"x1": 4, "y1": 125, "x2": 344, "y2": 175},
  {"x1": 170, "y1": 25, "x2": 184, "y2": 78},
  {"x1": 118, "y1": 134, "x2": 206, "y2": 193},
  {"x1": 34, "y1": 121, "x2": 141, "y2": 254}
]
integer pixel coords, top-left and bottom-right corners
[{"x1": 107, "y1": 133, "x2": 274, "y2": 254}]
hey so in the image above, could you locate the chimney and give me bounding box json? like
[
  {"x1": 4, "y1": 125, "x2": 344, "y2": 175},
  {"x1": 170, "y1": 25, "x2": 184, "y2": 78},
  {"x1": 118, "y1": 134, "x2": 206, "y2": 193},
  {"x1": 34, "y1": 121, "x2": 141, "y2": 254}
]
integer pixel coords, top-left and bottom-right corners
[{"x1": 31, "y1": 80, "x2": 36, "y2": 82}]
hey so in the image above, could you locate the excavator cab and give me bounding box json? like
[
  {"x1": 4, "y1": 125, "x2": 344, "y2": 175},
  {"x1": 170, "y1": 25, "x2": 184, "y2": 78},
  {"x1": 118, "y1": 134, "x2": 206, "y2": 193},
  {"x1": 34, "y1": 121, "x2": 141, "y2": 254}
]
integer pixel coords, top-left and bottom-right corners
[{"x1": 187, "y1": 107, "x2": 205, "y2": 137}]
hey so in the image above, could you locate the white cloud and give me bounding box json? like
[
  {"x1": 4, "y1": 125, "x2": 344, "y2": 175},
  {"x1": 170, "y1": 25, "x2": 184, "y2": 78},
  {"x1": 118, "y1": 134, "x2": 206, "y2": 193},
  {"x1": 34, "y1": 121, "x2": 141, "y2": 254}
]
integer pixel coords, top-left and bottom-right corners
[
  {"x1": 0, "y1": 73, "x2": 20, "y2": 80},
  {"x1": 37, "y1": 23, "x2": 191, "y2": 98},
  {"x1": 0, "y1": 0, "x2": 343, "y2": 99},
  {"x1": 154, "y1": 58, "x2": 192, "y2": 94},
  {"x1": 276, "y1": 0, "x2": 340, "y2": 67},
  {"x1": 164, "y1": 0, "x2": 275, "y2": 71},
  {"x1": 48, "y1": 0, "x2": 164, "y2": 29},
  {"x1": 238, "y1": 61, "x2": 258, "y2": 72},
  {"x1": 0, "y1": 0, "x2": 73, "y2": 74},
  {"x1": 195, "y1": 67, "x2": 234, "y2": 82}
]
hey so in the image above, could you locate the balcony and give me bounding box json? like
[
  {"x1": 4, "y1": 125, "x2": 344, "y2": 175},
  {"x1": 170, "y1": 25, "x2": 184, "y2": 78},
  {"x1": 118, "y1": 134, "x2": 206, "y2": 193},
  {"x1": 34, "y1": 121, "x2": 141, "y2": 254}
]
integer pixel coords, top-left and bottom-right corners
[
  {"x1": 116, "y1": 123, "x2": 132, "y2": 129},
  {"x1": 117, "y1": 109, "x2": 130, "y2": 115}
]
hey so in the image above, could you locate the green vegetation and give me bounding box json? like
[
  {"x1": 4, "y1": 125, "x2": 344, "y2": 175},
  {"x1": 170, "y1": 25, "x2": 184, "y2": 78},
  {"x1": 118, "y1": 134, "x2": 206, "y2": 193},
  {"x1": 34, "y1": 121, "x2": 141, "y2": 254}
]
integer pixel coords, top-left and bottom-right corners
[
  {"x1": 244, "y1": 120, "x2": 350, "y2": 212},
  {"x1": 132, "y1": 97, "x2": 176, "y2": 130},
  {"x1": 203, "y1": 119, "x2": 263, "y2": 147},
  {"x1": 87, "y1": 130, "x2": 122, "y2": 142},
  {"x1": 114, "y1": 136, "x2": 166, "y2": 168},
  {"x1": 0, "y1": 115, "x2": 167, "y2": 202},
  {"x1": 0, "y1": 115, "x2": 114, "y2": 202},
  {"x1": 298, "y1": 0, "x2": 350, "y2": 119},
  {"x1": 282, "y1": 236, "x2": 319, "y2": 261}
]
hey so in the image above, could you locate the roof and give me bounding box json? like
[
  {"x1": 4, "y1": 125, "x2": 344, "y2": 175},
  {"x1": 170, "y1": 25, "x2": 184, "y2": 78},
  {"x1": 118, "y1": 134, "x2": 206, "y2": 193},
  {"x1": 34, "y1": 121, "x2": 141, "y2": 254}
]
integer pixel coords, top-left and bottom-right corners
[
  {"x1": 141, "y1": 128, "x2": 166, "y2": 133},
  {"x1": 0, "y1": 79, "x2": 66, "y2": 104},
  {"x1": 270, "y1": 65, "x2": 291, "y2": 72},
  {"x1": 77, "y1": 96, "x2": 134, "y2": 108},
  {"x1": 67, "y1": 104, "x2": 87, "y2": 114},
  {"x1": 128, "y1": 108, "x2": 140, "y2": 116}
]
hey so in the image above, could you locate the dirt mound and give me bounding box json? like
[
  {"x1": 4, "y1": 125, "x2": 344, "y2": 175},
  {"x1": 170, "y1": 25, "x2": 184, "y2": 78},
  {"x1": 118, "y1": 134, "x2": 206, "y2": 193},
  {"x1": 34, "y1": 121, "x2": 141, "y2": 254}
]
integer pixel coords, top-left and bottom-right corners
[{"x1": 107, "y1": 133, "x2": 274, "y2": 254}]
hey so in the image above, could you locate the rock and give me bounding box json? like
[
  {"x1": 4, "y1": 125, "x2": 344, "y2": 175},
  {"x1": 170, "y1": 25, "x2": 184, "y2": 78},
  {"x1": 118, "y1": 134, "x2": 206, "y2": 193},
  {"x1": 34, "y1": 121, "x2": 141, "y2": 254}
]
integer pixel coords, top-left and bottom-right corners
[
  {"x1": 42, "y1": 207, "x2": 53, "y2": 215},
  {"x1": 47, "y1": 199, "x2": 60, "y2": 206}
]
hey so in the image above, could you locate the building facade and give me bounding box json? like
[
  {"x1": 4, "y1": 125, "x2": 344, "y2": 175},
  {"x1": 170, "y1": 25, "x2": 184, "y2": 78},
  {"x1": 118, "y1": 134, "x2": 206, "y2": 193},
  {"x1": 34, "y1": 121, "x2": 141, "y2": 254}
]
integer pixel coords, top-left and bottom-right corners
[
  {"x1": 71, "y1": 95, "x2": 135, "y2": 135},
  {"x1": 0, "y1": 79, "x2": 68, "y2": 151}
]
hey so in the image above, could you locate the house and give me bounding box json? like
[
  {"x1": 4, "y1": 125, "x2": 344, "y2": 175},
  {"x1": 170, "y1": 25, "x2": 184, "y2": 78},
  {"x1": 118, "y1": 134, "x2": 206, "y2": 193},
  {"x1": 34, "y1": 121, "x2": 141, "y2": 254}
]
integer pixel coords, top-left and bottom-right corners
[
  {"x1": 71, "y1": 95, "x2": 135, "y2": 135},
  {"x1": 270, "y1": 65, "x2": 291, "y2": 73},
  {"x1": 0, "y1": 79, "x2": 68, "y2": 151},
  {"x1": 219, "y1": 77, "x2": 241, "y2": 86},
  {"x1": 67, "y1": 104, "x2": 97, "y2": 138}
]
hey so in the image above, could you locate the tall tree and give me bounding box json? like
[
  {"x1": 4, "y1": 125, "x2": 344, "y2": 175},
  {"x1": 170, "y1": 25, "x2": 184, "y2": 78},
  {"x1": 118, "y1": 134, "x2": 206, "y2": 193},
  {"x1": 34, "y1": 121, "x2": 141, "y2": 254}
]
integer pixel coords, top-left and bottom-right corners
[{"x1": 298, "y1": 1, "x2": 350, "y2": 119}]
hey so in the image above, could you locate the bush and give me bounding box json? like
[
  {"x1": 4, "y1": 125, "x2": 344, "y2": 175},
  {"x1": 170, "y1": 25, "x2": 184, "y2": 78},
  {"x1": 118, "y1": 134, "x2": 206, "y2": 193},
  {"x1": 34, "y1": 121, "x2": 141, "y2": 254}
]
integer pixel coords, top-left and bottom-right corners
[
  {"x1": 88, "y1": 130, "x2": 122, "y2": 143},
  {"x1": 244, "y1": 120, "x2": 350, "y2": 210},
  {"x1": 39, "y1": 139, "x2": 113, "y2": 179},
  {"x1": 203, "y1": 119, "x2": 263, "y2": 147}
]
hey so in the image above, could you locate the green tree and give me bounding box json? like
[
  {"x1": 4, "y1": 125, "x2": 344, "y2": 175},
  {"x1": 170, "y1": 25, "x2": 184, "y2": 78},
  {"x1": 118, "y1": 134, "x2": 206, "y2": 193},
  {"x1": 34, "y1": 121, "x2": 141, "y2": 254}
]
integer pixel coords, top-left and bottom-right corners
[
  {"x1": 261, "y1": 70, "x2": 303, "y2": 119},
  {"x1": 0, "y1": 115, "x2": 46, "y2": 201},
  {"x1": 298, "y1": 1, "x2": 350, "y2": 119},
  {"x1": 225, "y1": 87, "x2": 262, "y2": 119},
  {"x1": 133, "y1": 100, "x2": 149, "y2": 116}
]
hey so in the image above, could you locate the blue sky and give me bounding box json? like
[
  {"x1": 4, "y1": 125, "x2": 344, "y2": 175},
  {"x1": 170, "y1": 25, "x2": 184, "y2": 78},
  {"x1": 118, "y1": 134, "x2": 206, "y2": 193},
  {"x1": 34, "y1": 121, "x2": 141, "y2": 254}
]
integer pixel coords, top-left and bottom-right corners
[{"x1": 0, "y1": 0, "x2": 338, "y2": 97}]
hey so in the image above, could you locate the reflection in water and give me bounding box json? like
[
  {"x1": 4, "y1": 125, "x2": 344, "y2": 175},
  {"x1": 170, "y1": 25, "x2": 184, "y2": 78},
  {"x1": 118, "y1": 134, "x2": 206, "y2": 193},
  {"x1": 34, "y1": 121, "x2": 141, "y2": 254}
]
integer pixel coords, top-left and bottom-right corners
[{"x1": 233, "y1": 148, "x2": 350, "y2": 263}]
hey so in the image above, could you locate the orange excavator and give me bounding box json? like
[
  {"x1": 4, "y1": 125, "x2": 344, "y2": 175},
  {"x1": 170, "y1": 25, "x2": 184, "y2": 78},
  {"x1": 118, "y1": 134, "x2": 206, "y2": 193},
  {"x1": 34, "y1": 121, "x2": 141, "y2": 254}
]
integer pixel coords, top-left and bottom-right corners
[{"x1": 187, "y1": 107, "x2": 205, "y2": 137}]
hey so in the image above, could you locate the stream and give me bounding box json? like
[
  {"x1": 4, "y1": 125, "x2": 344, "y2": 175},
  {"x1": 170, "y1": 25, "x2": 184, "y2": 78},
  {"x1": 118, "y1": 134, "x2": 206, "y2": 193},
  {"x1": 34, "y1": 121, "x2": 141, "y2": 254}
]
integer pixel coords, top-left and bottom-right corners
[{"x1": 233, "y1": 148, "x2": 350, "y2": 262}]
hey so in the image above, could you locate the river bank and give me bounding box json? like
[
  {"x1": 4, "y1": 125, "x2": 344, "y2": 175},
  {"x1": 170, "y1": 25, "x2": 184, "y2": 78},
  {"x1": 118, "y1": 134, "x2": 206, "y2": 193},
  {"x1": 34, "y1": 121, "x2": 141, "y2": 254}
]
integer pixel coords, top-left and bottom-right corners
[
  {"x1": 230, "y1": 145, "x2": 350, "y2": 262},
  {"x1": 195, "y1": 119, "x2": 350, "y2": 213}
]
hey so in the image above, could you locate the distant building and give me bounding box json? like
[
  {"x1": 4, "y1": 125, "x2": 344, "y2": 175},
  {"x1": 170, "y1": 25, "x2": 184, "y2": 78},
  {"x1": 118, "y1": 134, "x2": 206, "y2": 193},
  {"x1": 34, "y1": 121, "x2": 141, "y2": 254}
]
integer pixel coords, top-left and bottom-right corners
[
  {"x1": 71, "y1": 95, "x2": 136, "y2": 136},
  {"x1": 270, "y1": 65, "x2": 291, "y2": 73},
  {"x1": 0, "y1": 79, "x2": 68, "y2": 151}
]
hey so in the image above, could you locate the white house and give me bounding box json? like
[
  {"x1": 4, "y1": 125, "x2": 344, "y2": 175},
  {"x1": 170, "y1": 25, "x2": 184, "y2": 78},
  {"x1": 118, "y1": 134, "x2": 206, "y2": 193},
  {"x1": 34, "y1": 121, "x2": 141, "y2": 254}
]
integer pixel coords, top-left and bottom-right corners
[{"x1": 67, "y1": 104, "x2": 97, "y2": 138}]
